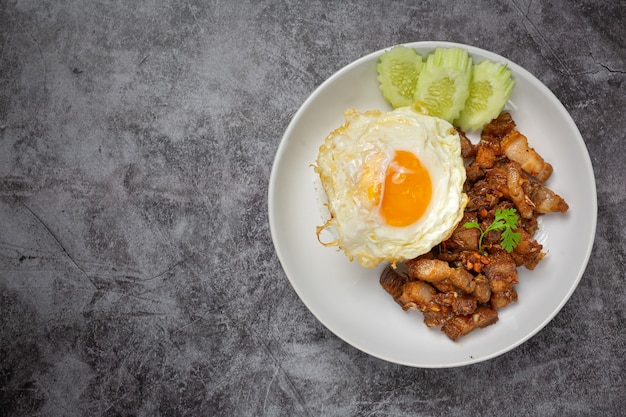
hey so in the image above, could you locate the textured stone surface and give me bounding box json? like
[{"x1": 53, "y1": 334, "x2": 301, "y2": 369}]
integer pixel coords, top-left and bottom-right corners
[{"x1": 1, "y1": 0, "x2": 624, "y2": 415}]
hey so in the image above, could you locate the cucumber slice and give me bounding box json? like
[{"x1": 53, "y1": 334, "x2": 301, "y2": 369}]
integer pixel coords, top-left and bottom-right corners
[
  {"x1": 376, "y1": 46, "x2": 424, "y2": 108},
  {"x1": 413, "y1": 47, "x2": 472, "y2": 123},
  {"x1": 455, "y1": 60, "x2": 514, "y2": 131}
]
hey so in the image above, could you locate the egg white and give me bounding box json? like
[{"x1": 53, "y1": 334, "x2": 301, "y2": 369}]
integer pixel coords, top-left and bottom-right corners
[{"x1": 314, "y1": 106, "x2": 467, "y2": 269}]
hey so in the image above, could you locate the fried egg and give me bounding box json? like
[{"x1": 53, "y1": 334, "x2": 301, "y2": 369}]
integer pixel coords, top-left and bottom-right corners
[{"x1": 314, "y1": 105, "x2": 467, "y2": 269}]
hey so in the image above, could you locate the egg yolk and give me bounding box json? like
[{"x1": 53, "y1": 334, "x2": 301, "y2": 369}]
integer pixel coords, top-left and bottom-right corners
[{"x1": 380, "y1": 150, "x2": 432, "y2": 227}]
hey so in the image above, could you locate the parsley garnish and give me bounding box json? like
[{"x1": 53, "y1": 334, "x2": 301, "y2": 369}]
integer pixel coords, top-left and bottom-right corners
[{"x1": 464, "y1": 208, "x2": 521, "y2": 254}]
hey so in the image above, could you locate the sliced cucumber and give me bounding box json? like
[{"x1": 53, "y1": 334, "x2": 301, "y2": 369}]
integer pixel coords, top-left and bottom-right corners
[
  {"x1": 413, "y1": 47, "x2": 472, "y2": 123},
  {"x1": 376, "y1": 46, "x2": 424, "y2": 108},
  {"x1": 455, "y1": 60, "x2": 514, "y2": 131}
]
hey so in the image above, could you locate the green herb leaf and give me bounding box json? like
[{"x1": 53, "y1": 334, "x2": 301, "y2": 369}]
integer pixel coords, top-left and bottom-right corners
[
  {"x1": 463, "y1": 220, "x2": 484, "y2": 253},
  {"x1": 501, "y1": 227, "x2": 521, "y2": 253},
  {"x1": 485, "y1": 218, "x2": 507, "y2": 232},
  {"x1": 463, "y1": 208, "x2": 521, "y2": 254},
  {"x1": 498, "y1": 208, "x2": 519, "y2": 229},
  {"x1": 463, "y1": 221, "x2": 481, "y2": 230}
]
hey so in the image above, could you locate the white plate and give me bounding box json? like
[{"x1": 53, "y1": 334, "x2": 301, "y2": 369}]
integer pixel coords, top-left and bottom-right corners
[{"x1": 268, "y1": 41, "x2": 597, "y2": 367}]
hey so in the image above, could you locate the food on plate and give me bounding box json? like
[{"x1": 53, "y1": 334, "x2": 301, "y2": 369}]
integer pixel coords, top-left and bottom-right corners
[
  {"x1": 455, "y1": 60, "x2": 514, "y2": 132},
  {"x1": 413, "y1": 47, "x2": 473, "y2": 123},
  {"x1": 376, "y1": 46, "x2": 514, "y2": 131},
  {"x1": 501, "y1": 129, "x2": 553, "y2": 183},
  {"x1": 380, "y1": 112, "x2": 569, "y2": 341},
  {"x1": 376, "y1": 45, "x2": 423, "y2": 108},
  {"x1": 314, "y1": 105, "x2": 467, "y2": 269},
  {"x1": 464, "y1": 207, "x2": 521, "y2": 254},
  {"x1": 314, "y1": 45, "x2": 564, "y2": 340}
]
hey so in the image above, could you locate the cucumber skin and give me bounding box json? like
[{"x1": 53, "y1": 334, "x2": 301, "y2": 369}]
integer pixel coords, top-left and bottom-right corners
[
  {"x1": 455, "y1": 60, "x2": 514, "y2": 132},
  {"x1": 375, "y1": 46, "x2": 515, "y2": 131},
  {"x1": 413, "y1": 47, "x2": 473, "y2": 123},
  {"x1": 377, "y1": 46, "x2": 423, "y2": 108}
]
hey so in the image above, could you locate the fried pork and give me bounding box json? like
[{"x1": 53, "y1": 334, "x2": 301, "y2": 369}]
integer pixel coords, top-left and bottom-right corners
[{"x1": 379, "y1": 113, "x2": 569, "y2": 341}]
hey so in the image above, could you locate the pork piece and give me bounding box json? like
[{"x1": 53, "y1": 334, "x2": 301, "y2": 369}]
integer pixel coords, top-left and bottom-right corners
[
  {"x1": 406, "y1": 258, "x2": 452, "y2": 282},
  {"x1": 501, "y1": 130, "x2": 553, "y2": 182},
  {"x1": 482, "y1": 112, "x2": 516, "y2": 138},
  {"x1": 470, "y1": 161, "x2": 534, "y2": 220},
  {"x1": 423, "y1": 308, "x2": 454, "y2": 328},
  {"x1": 510, "y1": 228, "x2": 545, "y2": 270},
  {"x1": 475, "y1": 144, "x2": 497, "y2": 169},
  {"x1": 490, "y1": 287, "x2": 518, "y2": 310},
  {"x1": 525, "y1": 181, "x2": 569, "y2": 214},
  {"x1": 420, "y1": 293, "x2": 477, "y2": 328},
  {"x1": 477, "y1": 112, "x2": 516, "y2": 160},
  {"x1": 465, "y1": 112, "x2": 517, "y2": 185},
  {"x1": 441, "y1": 306, "x2": 499, "y2": 341},
  {"x1": 465, "y1": 173, "x2": 503, "y2": 215},
  {"x1": 379, "y1": 266, "x2": 457, "y2": 327},
  {"x1": 457, "y1": 128, "x2": 476, "y2": 158},
  {"x1": 433, "y1": 280, "x2": 466, "y2": 294},
  {"x1": 483, "y1": 250, "x2": 518, "y2": 287},
  {"x1": 407, "y1": 258, "x2": 476, "y2": 294},
  {"x1": 505, "y1": 161, "x2": 535, "y2": 219},
  {"x1": 519, "y1": 214, "x2": 540, "y2": 235},
  {"x1": 483, "y1": 250, "x2": 519, "y2": 309},
  {"x1": 399, "y1": 281, "x2": 438, "y2": 311},
  {"x1": 380, "y1": 266, "x2": 436, "y2": 311},
  {"x1": 379, "y1": 265, "x2": 407, "y2": 302},
  {"x1": 447, "y1": 213, "x2": 480, "y2": 252},
  {"x1": 473, "y1": 124, "x2": 510, "y2": 169},
  {"x1": 469, "y1": 161, "x2": 530, "y2": 219},
  {"x1": 465, "y1": 161, "x2": 486, "y2": 183},
  {"x1": 433, "y1": 293, "x2": 477, "y2": 315},
  {"x1": 422, "y1": 294, "x2": 476, "y2": 327},
  {"x1": 472, "y1": 274, "x2": 491, "y2": 304},
  {"x1": 431, "y1": 246, "x2": 463, "y2": 263}
]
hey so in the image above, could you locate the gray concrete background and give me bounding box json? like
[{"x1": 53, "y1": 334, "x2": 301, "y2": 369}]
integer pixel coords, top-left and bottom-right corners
[{"x1": 1, "y1": 0, "x2": 624, "y2": 415}]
